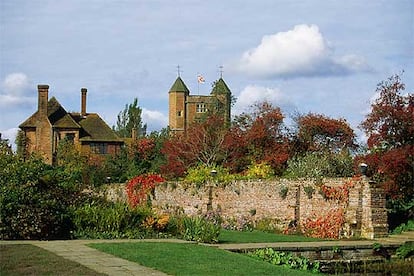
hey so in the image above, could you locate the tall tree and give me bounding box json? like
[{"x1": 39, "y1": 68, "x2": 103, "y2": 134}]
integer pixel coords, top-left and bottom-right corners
[
  {"x1": 359, "y1": 73, "x2": 413, "y2": 228},
  {"x1": 113, "y1": 98, "x2": 147, "y2": 138},
  {"x1": 293, "y1": 113, "x2": 357, "y2": 154},
  {"x1": 226, "y1": 102, "x2": 290, "y2": 175},
  {"x1": 0, "y1": 133, "x2": 12, "y2": 155},
  {"x1": 15, "y1": 130, "x2": 27, "y2": 158},
  {"x1": 160, "y1": 115, "x2": 229, "y2": 178},
  {"x1": 360, "y1": 74, "x2": 414, "y2": 149}
]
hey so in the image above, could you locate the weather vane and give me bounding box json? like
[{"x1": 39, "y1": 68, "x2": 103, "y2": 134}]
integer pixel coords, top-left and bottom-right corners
[
  {"x1": 177, "y1": 65, "x2": 182, "y2": 77},
  {"x1": 219, "y1": 65, "x2": 224, "y2": 78}
]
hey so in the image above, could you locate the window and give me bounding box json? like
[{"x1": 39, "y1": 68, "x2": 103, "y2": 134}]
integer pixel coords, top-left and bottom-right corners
[
  {"x1": 90, "y1": 143, "x2": 108, "y2": 154},
  {"x1": 196, "y1": 103, "x2": 207, "y2": 113},
  {"x1": 65, "y1": 133, "x2": 75, "y2": 143},
  {"x1": 177, "y1": 110, "x2": 182, "y2": 117}
]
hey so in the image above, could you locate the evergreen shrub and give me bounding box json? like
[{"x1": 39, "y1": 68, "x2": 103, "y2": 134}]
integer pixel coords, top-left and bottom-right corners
[{"x1": 0, "y1": 156, "x2": 79, "y2": 240}]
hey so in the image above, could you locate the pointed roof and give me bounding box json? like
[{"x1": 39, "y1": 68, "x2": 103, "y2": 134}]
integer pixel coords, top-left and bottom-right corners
[
  {"x1": 19, "y1": 97, "x2": 81, "y2": 129},
  {"x1": 211, "y1": 78, "x2": 231, "y2": 95},
  {"x1": 169, "y1": 77, "x2": 190, "y2": 94},
  {"x1": 48, "y1": 97, "x2": 81, "y2": 128}
]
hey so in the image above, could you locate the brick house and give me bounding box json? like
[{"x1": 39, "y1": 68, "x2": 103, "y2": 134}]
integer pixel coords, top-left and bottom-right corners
[
  {"x1": 19, "y1": 84, "x2": 124, "y2": 164},
  {"x1": 168, "y1": 76, "x2": 232, "y2": 134}
]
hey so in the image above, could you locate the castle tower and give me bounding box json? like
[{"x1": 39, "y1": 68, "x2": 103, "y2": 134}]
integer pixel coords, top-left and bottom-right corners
[
  {"x1": 211, "y1": 78, "x2": 232, "y2": 125},
  {"x1": 168, "y1": 76, "x2": 190, "y2": 134}
]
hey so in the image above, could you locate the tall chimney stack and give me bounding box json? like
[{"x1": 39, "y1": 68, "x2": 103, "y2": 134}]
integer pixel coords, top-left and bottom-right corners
[
  {"x1": 38, "y1": 84, "x2": 49, "y2": 117},
  {"x1": 81, "y1": 88, "x2": 87, "y2": 116}
]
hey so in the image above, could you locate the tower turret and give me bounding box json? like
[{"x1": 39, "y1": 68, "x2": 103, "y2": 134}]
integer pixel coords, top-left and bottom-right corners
[
  {"x1": 211, "y1": 78, "x2": 232, "y2": 125},
  {"x1": 168, "y1": 77, "x2": 190, "y2": 134}
]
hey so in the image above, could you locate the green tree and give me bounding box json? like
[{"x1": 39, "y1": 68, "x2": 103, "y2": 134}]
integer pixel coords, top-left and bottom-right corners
[
  {"x1": 15, "y1": 130, "x2": 28, "y2": 158},
  {"x1": 113, "y1": 98, "x2": 147, "y2": 138},
  {"x1": 284, "y1": 151, "x2": 354, "y2": 180},
  {"x1": 56, "y1": 138, "x2": 85, "y2": 183},
  {"x1": 0, "y1": 133, "x2": 12, "y2": 155},
  {"x1": 56, "y1": 138, "x2": 105, "y2": 187},
  {"x1": 103, "y1": 128, "x2": 169, "y2": 182}
]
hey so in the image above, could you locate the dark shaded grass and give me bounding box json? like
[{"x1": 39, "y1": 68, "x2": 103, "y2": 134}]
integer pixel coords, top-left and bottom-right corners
[
  {"x1": 0, "y1": 244, "x2": 104, "y2": 276},
  {"x1": 219, "y1": 229, "x2": 322, "y2": 243}
]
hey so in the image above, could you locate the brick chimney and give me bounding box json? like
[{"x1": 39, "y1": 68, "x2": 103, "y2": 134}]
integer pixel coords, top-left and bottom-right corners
[
  {"x1": 38, "y1": 84, "x2": 49, "y2": 116},
  {"x1": 81, "y1": 88, "x2": 87, "y2": 116}
]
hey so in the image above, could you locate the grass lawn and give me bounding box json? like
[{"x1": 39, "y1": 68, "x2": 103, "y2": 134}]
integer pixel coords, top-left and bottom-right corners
[
  {"x1": 219, "y1": 229, "x2": 323, "y2": 243},
  {"x1": 89, "y1": 242, "x2": 315, "y2": 275},
  {"x1": 0, "y1": 244, "x2": 104, "y2": 276}
]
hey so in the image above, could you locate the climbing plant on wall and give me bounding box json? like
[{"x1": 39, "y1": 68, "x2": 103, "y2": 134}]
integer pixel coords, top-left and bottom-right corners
[{"x1": 126, "y1": 174, "x2": 165, "y2": 208}]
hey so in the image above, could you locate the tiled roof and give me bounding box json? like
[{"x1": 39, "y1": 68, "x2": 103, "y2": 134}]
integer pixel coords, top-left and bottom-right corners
[
  {"x1": 211, "y1": 78, "x2": 231, "y2": 95},
  {"x1": 48, "y1": 97, "x2": 81, "y2": 128},
  {"x1": 73, "y1": 113, "x2": 123, "y2": 142},
  {"x1": 20, "y1": 97, "x2": 122, "y2": 143},
  {"x1": 19, "y1": 97, "x2": 80, "y2": 129},
  {"x1": 169, "y1": 77, "x2": 190, "y2": 94}
]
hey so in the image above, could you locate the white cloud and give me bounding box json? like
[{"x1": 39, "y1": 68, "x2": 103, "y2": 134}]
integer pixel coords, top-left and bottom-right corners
[
  {"x1": 142, "y1": 108, "x2": 168, "y2": 132},
  {"x1": 230, "y1": 24, "x2": 370, "y2": 78},
  {"x1": 2, "y1": 73, "x2": 30, "y2": 96},
  {"x1": 1, "y1": 127, "x2": 19, "y2": 150},
  {"x1": 0, "y1": 73, "x2": 35, "y2": 109},
  {"x1": 335, "y1": 54, "x2": 370, "y2": 72},
  {"x1": 233, "y1": 85, "x2": 295, "y2": 116}
]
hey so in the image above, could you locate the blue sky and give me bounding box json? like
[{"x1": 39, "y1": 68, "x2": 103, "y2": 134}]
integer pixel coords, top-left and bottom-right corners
[{"x1": 1, "y1": 0, "x2": 413, "y2": 146}]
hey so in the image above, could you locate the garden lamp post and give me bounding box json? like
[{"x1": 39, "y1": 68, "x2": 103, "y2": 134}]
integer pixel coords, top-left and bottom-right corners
[
  {"x1": 210, "y1": 169, "x2": 217, "y2": 178},
  {"x1": 359, "y1": 163, "x2": 368, "y2": 176}
]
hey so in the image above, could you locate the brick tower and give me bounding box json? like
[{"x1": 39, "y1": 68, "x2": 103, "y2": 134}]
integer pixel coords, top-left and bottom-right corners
[{"x1": 168, "y1": 76, "x2": 232, "y2": 135}]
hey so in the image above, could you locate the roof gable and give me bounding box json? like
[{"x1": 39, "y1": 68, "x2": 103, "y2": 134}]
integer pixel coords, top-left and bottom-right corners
[
  {"x1": 19, "y1": 97, "x2": 80, "y2": 129},
  {"x1": 48, "y1": 97, "x2": 81, "y2": 128},
  {"x1": 211, "y1": 78, "x2": 231, "y2": 95},
  {"x1": 169, "y1": 77, "x2": 190, "y2": 94}
]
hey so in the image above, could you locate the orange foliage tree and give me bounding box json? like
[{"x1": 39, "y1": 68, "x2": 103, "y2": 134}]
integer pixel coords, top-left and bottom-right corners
[
  {"x1": 359, "y1": 73, "x2": 413, "y2": 228},
  {"x1": 160, "y1": 115, "x2": 230, "y2": 179},
  {"x1": 294, "y1": 113, "x2": 357, "y2": 154},
  {"x1": 359, "y1": 74, "x2": 413, "y2": 197},
  {"x1": 225, "y1": 102, "x2": 290, "y2": 174}
]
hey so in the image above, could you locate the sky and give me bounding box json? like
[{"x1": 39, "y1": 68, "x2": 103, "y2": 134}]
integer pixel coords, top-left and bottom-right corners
[{"x1": 1, "y1": 0, "x2": 413, "y2": 147}]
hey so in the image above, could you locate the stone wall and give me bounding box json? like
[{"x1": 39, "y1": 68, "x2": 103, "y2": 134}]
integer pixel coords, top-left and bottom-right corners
[
  {"x1": 150, "y1": 177, "x2": 388, "y2": 239},
  {"x1": 104, "y1": 177, "x2": 388, "y2": 239}
]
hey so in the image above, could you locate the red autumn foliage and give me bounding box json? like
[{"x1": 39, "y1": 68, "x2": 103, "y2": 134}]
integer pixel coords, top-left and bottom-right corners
[
  {"x1": 302, "y1": 208, "x2": 345, "y2": 239},
  {"x1": 126, "y1": 174, "x2": 164, "y2": 208},
  {"x1": 359, "y1": 74, "x2": 414, "y2": 199},
  {"x1": 299, "y1": 177, "x2": 360, "y2": 239},
  {"x1": 360, "y1": 74, "x2": 414, "y2": 149},
  {"x1": 296, "y1": 113, "x2": 356, "y2": 153},
  {"x1": 134, "y1": 138, "x2": 156, "y2": 159},
  {"x1": 160, "y1": 115, "x2": 229, "y2": 178},
  {"x1": 356, "y1": 145, "x2": 414, "y2": 198},
  {"x1": 126, "y1": 137, "x2": 157, "y2": 163},
  {"x1": 160, "y1": 102, "x2": 295, "y2": 177},
  {"x1": 225, "y1": 102, "x2": 290, "y2": 174},
  {"x1": 320, "y1": 177, "x2": 358, "y2": 203}
]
